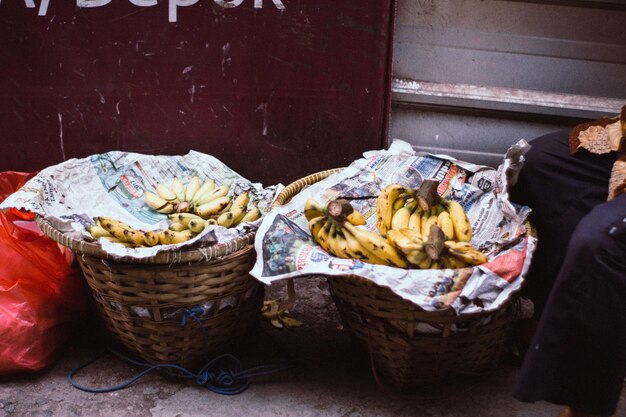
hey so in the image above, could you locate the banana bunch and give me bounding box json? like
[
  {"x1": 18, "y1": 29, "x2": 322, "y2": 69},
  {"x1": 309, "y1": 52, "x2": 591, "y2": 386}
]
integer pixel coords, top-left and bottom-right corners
[
  {"x1": 376, "y1": 182, "x2": 472, "y2": 242},
  {"x1": 305, "y1": 198, "x2": 408, "y2": 268},
  {"x1": 385, "y1": 226, "x2": 487, "y2": 269},
  {"x1": 144, "y1": 176, "x2": 261, "y2": 227},
  {"x1": 87, "y1": 216, "x2": 198, "y2": 247}
]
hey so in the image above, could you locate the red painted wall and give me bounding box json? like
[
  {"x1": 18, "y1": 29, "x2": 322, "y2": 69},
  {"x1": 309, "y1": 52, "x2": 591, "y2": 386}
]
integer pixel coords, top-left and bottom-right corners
[{"x1": 0, "y1": 1, "x2": 394, "y2": 186}]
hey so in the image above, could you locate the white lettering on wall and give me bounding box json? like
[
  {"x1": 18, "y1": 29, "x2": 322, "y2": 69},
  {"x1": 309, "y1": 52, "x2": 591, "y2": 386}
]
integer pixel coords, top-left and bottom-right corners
[
  {"x1": 254, "y1": 0, "x2": 285, "y2": 10},
  {"x1": 8, "y1": 0, "x2": 287, "y2": 22},
  {"x1": 77, "y1": 0, "x2": 112, "y2": 7},
  {"x1": 214, "y1": 0, "x2": 244, "y2": 8},
  {"x1": 129, "y1": 0, "x2": 157, "y2": 6},
  {"x1": 169, "y1": 0, "x2": 199, "y2": 23},
  {"x1": 38, "y1": 0, "x2": 49, "y2": 14}
]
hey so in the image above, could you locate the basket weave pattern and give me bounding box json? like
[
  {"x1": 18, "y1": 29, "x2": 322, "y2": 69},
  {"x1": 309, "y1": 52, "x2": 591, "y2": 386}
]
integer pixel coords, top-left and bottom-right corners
[
  {"x1": 37, "y1": 217, "x2": 263, "y2": 369},
  {"x1": 278, "y1": 169, "x2": 525, "y2": 391}
]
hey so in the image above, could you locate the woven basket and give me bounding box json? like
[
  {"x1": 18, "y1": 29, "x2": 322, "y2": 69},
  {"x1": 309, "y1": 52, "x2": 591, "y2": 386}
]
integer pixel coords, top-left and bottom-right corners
[
  {"x1": 36, "y1": 217, "x2": 264, "y2": 369},
  {"x1": 276, "y1": 169, "x2": 529, "y2": 391}
]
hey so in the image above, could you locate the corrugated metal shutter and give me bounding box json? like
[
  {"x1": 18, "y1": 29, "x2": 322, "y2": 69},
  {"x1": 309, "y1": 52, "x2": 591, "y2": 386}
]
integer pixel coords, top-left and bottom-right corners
[{"x1": 390, "y1": 0, "x2": 626, "y2": 166}]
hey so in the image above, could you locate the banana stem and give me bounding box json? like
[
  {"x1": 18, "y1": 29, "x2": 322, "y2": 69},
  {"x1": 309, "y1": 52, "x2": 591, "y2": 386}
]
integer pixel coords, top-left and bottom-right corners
[
  {"x1": 416, "y1": 179, "x2": 443, "y2": 211},
  {"x1": 326, "y1": 199, "x2": 354, "y2": 222},
  {"x1": 424, "y1": 223, "x2": 446, "y2": 260}
]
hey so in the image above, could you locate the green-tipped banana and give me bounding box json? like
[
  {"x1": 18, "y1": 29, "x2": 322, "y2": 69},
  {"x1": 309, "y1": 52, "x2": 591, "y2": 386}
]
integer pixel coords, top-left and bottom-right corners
[
  {"x1": 87, "y1": 225, "x2": 112, "y2": 239},
  {"x1": 308, "y1": 216, "x2": 327, "y2": 242},
  {"x1": 304, "y1": 198, "x2": 325, "y2": 222}
]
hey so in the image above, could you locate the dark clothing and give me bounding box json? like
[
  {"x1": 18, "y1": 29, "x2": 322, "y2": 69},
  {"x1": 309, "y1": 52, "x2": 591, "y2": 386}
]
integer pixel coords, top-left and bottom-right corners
[{"x1": 510, "y1": 130, "x2": 626, "y2": 416}]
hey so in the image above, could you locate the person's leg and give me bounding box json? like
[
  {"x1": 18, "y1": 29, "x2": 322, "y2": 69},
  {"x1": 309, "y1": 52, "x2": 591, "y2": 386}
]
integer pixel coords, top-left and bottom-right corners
[
  {"x1": 513, "y1": 193, "x2": 626, "y2": 416},
  {"x1": 509, "y1": 129, "x2": 617, "y2": 313}
]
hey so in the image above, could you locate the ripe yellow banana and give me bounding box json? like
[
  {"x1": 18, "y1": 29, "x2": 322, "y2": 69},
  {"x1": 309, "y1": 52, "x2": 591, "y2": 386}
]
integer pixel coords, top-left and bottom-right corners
[
  {"x1": 391, "y1": 200, "x2": 416, "y2": 231},
  {"x1": 156, "y1": 183, "x2": 178, "y2": 202},
  {"x1": 346, "y1": 209, "x2": 366, "y2": 226},
  {"x1": 195, "y1": 196, "x2": 231, "y2": 218},
  {"x1": 195, "y1": 185, "x2": 230, "y2": 206},
  {"x1": 308, "y1": 215, "x2": 327, "y2": 242},
  {"x1": 386, "y1": 229, "x2": 424, "y2": 253},
  {"x1": 185, "y1": 176, "x2": 201, "y2": 202},
  {"x1": 408, "y1": 207, "x2": 422, "y2": 234},
  {"x1": 376, "y1": 184, "x2": 408, "y2": 237},
  {"x1": 97, "y1": 217, "x2": 132, "y2": 241},
  {"x1": 231, "y1": 191, "x2": 249, "y2": 209},
  {"x1": 144, "y1": 191, "x2": 169, "y2": 211},
  {"x1": 420, "y1": 209, "x2": 431, "y2": 236},
  {"x1": 188, "y1": 218, "x2": 208, "y2": 233},
  {"x1": 422, "y1": 214, "x2": 439, "y2": 240},
  {"x1": 124, "y1": 229, "x2": 147, "y2": 245},
  {"x1": 217, "y1": 211, "x2": 235, "y2": 228},
  {"x1": 446, "y1": 200, "x2": 472, "y2": 242},
  {"x1": 164, "y1": 229, "x2": 194, "y2": 244},
  {"x1": 169, "y1": 222, "x2": 188, "y2": 232},
  {"x1": 229, "y1": 206, "x2": 247, "y2": 226},
  {"x1": 444, "y1": 241, "x2": 487, "y2": 265},
  {"x1": 341, "y1": 225, "x2": 389, "y2": 265},
  {"x1": 156, "y1": 203, "x2": 176, "y2": 214},
  {"x1": 342, "y1": 222, "x2": 407, "y2": 268},
  {"x1": 171, "y1": 177, "x2": 186, "y2": 202},
  {"x1": 170, "y1": 212, "x2": 204, "y2": 227},
  {"x1": 240, "y1": 207, "x2": 261, "y2": 223},
  {"x1": 191, "y1": 179, "x2": 216, "y2": 204},
  {"x1": 392, "y1": 193, "x2": 409, "y2": 213},
  {"x1": 316, "y1": 219, "x2": 334, "y2": 253},
  {"x1": 325, "y1": 222, "x2": 344, "y2": 258},
  {"x1": 143, "y1": 231, "x2": 160, "y2": 247},
  {"x1": 437, "y1": 211, "x2": 455, "y2": 240}
]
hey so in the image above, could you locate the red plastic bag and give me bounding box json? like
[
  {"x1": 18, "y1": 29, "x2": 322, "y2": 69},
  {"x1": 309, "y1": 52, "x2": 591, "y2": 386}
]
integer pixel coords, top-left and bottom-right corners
[{"x1": 0, "y1": 171, "x2": 88, "y2": 373}]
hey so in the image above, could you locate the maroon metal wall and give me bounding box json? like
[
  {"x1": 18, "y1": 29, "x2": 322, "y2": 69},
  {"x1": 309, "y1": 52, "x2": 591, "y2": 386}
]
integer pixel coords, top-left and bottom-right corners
[{"x1": 0, "y1": 1, "x2": 395, "y2": 186}]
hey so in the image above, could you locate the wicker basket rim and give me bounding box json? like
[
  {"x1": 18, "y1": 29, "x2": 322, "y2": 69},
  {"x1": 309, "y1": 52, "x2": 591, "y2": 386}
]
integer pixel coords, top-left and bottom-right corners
[{"x1": 35, "y1": 215, "x2": 255, "y2": 264}]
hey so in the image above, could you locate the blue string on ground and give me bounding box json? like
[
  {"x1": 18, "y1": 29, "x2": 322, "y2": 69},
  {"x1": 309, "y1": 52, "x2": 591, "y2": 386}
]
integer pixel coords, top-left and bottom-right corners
[
  {"x1": 68, "y1": 349, "x2": 291, "y2": 395},
  {"x1": 68, "y1": 305, "x2": 290, "y2": 395}
]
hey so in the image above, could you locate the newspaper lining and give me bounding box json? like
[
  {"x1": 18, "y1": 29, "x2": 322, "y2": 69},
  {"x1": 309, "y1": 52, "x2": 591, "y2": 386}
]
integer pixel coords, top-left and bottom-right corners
[
  {"x1": 250, "y1": 139, "x2": 535, "y2": 315},
  {"x1": 0, "y1": 150, "x2": 280, "y2": 259}
]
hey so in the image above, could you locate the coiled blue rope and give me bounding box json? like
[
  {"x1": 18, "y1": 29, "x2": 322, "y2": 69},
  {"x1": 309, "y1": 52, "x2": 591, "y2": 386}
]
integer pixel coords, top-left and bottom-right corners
[
  {"x1": 69, "y1": 306, "x2": 290, "y2": 395},
  {"x1": 68, "y1": 349, "x2": 290, "y2": 395}
]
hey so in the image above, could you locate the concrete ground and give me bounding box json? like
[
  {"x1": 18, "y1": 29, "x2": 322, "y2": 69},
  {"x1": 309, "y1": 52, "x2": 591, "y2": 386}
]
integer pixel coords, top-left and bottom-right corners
[{"x1": 1, "y1": 276, "x2": 624, "y2": 417}]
